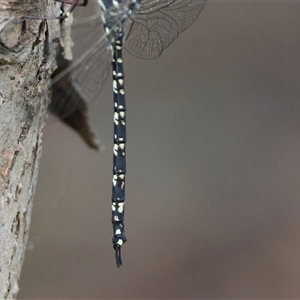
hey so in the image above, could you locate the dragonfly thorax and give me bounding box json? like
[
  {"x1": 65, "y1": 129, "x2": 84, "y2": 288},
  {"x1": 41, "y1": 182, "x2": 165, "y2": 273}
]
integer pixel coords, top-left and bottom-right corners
[{"x1": 97, "y1": 0, "x2": 141, "y2": 29}]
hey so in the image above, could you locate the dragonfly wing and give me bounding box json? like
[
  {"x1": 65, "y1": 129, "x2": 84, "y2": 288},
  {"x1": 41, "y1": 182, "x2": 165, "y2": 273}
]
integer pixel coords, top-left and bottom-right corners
[
  {"x1": 50, "y1": 49, "x2": 101, "y2": 149},
  {"x1": 50, "y1": 8, "x2": 112, "y2": 119},
  {"x1": 49, "y1": 7, "x2": 111, "y2": 146},
  {"x1": 124, "y1": 0, "x2": 208, "y2": 59}
]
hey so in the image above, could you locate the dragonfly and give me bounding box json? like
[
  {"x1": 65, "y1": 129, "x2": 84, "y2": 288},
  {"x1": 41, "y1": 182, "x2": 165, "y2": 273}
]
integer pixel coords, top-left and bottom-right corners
[{"x1": 49, "y1": 0, "x2": 208, "y2": 267}]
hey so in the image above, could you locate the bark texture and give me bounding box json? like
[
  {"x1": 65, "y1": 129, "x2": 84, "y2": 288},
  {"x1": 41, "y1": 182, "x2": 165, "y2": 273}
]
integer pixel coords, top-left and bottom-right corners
[{"x1": 0, "y1": 1, "x2": 63, "y2": 298}]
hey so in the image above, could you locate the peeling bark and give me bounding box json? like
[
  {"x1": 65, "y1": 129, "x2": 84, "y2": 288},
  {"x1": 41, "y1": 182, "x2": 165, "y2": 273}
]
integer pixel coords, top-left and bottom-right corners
[{"x1": 0, "y1": 1, "x2": 63, "y2": 298}]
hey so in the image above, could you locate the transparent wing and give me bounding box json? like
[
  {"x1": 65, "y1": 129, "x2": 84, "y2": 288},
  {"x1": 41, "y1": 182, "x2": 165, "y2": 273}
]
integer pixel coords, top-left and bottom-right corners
[
  {"x1": 50, "y1": 2, "x2": 131, "y2": 120},
  {"x1": 50, "y1": 6, "x2": 111, "y2": 118},
  {"x1": 50, "y1": 0, "x2": 208, "y2": 120},
  {"x1": 124, "y1": 0, "x2": 208, "y2": 59}
]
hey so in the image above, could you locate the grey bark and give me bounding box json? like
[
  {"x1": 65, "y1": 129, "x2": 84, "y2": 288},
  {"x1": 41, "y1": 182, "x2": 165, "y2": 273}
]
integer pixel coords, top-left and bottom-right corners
[{"x1": 0, "y1": 1, "x2": 64, "y2": 298}]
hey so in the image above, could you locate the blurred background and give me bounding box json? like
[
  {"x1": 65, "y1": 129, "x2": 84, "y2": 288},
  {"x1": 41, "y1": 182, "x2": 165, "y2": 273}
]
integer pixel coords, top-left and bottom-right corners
[{"x1": 19, "y1": 1, "x2": 300, "y2": 298}]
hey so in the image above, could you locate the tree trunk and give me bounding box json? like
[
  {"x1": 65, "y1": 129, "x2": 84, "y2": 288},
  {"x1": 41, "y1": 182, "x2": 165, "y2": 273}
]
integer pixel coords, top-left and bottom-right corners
[{"x1": 0, "y1": 1, "x2": 64, "y2": 298}]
